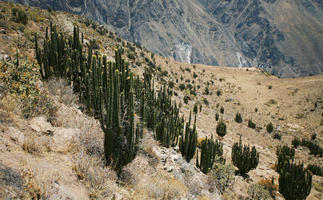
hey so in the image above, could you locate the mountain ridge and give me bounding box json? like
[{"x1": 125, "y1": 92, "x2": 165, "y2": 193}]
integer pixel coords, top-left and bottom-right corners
[{"x1": 7, "y1": 0, "x2": 323, "y2": 77}]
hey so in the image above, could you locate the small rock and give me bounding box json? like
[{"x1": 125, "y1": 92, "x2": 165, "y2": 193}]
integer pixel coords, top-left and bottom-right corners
[
  {"x1": 8, "y1": 127, "x2": 24, "y2": 146},
  {"x1": 51, "y1": 128, "x2": 80, "y2": 152},
  {"x1": 29, "y1": 116, "x2": 53, "y2": 133},
  {"x1": 170, "y1": 154, "x2": 179, "y2": 162}
]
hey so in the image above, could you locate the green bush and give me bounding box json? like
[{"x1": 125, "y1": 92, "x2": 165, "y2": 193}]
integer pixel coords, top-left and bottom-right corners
[
  {"x1": 273, "y1": 133, "x2": 281, "y2": 140},
  {"x1": 301, "y1": 139, "x2": 323, "y2": 157},
  {"x1": 216, "y1": 120, "x2": 227, "y2": 137},
  {"x1": 204, "y1": 87, "x2": 210, "y2": 95},
  {"x1": 168, "y1": 81, "x2": 175, "y2": 88},
  {"x1": 215, "y1": 113, "x2": 219, "y2": 121},
  {"x1": 292, "y1": 137, "x2": 301, "y2": 148},
  {"x1": 207, "y1": 163, "x2": 235, "y2": 194},
  {"x1": 266, "y1": 122, "x2": 273, "y2": 133},
  {"x1": 248, "y1": 119, "x2": 256, "y2": 129},
  {"x1": 179, "y1": 83, "x2": 186, "y2": 91},
  {"x1": 12, "y1": 8, "x2": 28, "y2": 25},
  {"x1": 247, "y1": 184, "x2": 272, "y2": 200},
  {"x1": 231, "y1": 137, "x2": 259, "y2": 174},
  {"x1": 235, "y1": 112, "x2": 243, "y2": 123},
  {"x1": 216, "y1": 90, "x2": 222, "y2": 96},
  {"x1": 127, "y1": 52, "x2": 135, "y2": 60},
  {"x1": 203, "y1": 98, "x2": 209, "y2": 105},
  {"x1": 220, "y1": 106, "x2": 224, "y2": 114},
  {"x1": 311, "y1": 133, "x2": 317, "y2": 140}
]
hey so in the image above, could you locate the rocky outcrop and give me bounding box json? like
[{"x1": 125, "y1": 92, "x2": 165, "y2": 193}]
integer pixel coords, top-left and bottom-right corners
[{"x1": 10, "y1": 0, "x2": 323, "y2": 77}]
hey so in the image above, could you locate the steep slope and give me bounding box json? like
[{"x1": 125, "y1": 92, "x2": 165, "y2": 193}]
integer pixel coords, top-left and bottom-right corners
[{"x1": 7, "y1": 0, "x2": 323, "y2": 77}]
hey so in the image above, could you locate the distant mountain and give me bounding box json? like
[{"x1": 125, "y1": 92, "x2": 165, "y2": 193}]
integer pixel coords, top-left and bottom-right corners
[{"x1": 8, "y1": 0, "x2": 323, "y2": 77}]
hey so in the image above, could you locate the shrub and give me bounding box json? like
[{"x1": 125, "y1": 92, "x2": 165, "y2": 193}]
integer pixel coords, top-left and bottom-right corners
[
  {"x1": 247, "y1": 184, "x2": 272, "y2": 200},
  {"x1": 216, "y1": 120, "x2": 227, "y2": 137},
  {"x1": 190, "y1": 87, "x2": 196, "y2": 96},
  {"x1": 179, "y1": 83, "x2": 186, "y2": 91},
  {"x1": 203, "y1": 98, "x2": 209, "y2": 105},
  {"x1": 204, "y1": 87, "x2": 210, "y2": 95},
  {"x1": 273, "y1": 133, "x2": 281, "y2": 140},
  {"x1": 193, "y1": 72, "x2": 198, "y2": 78},
  {"x1": 258, "y1": 178, "x2": 278, "y2": 199},
  {"x1": 301, "y1": 139, "x2": 323, "y2": 157},
  {"x1": 207, "y1": 163, "x2": 235, "y2": 194},
  {"x1": 268, "y1": 85, "x2": 272, "y2": 89},
  {"x1": 127, "y1": 52, "x2": 135, "y2": 60},
  {"x1": 266, "y1": 122, "x2": 273, "y2": 133},
  {"x1": 292, "y1": 137, "x2": 301, "y2": 148},
  {"x1": 311, "y1": 133, "x2": 317, "y2": 140},
  {"x1": 12, "y1": 8, "x2": 28, "y2": 25},
  {"x1": 161, "y1": 70, "x2": 168, "y2": 76},
  {"x1": 215, "y1": 113, "x2": 219, "y2": 121},
  {"x1": 216, "y1": 90, "x2": 222, "y2": 96},
  {"x1": 220, "y1": 106, "x2": 224, "y2": 114},
  {"x1": 279, "y1": 162, "x2": 312, "y2": 200},
  {"x1": 248, "y1": 119, "x2": 256, "y2": 129},
  {"x1": 255, "y1": 107, "x2": 258, "y2": 112},
  {"x1": 235, "y1": 112, "x2": 243, "y2": 123},
  {"x1": 231, "y1": 137, "x2": 259, "y2": 174}
]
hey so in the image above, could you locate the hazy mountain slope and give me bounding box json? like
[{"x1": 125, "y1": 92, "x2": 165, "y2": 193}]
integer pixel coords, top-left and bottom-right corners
[{"x1": 7, "y1": 0, "x2": 323, "y2": 77}]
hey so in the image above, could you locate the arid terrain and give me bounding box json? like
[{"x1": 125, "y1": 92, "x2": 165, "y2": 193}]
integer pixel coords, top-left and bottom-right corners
[{"x1": 0, "y1": 2, "x2": 322, "y2": 199}]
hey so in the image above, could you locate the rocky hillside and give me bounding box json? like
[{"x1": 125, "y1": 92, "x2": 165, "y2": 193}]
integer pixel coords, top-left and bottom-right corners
[
  {"x1": 6, "y1": 0, "x2": 323, "y2": 77},
  {"x1": 0, "y1": 2, "x2": 323, "y2": 200}
]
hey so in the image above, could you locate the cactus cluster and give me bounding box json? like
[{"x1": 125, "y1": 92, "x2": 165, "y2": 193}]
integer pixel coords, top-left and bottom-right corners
[
  {"x1": 35, "y1": 25, "x2": 142, "y2": 174},
  {"x1": 138, "y1": 72, "x2": 185, "y2": 148},
  {"x1": 276, "y1": 145, "x2": 295, "y2": 173},
  {"x1": 278, "y1": 161, "x2": 312, "y2": 200},
  {"x1": 231, "y1": 136, "x2": 259, "y2": 174},
  {"x1": 276, "y1": 145, "x2": 312, "y2": 200},
  {"x1": 196, "y1": 136, "x2": 223, "y2": 174}
]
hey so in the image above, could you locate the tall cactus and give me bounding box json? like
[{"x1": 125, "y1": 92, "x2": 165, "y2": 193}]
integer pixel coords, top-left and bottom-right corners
[
  {"x1": 231, "y1": 136, "x2": 259, "y2": 174},
  {"x1": 179, "y1": 113, "x2": 198, "y2": 162},
  {"x1": 279, "y1": 161, "x2": 312, "y2": 200},
  {"x1": 196, "y1": 136, "x2": 223, "y2": 174}
]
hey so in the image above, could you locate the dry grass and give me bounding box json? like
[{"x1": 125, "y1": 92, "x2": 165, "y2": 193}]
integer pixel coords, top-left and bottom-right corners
[
  {"x1": 22, "y1": 134, "x2": 51, "y2": 155},
  {"x1": 47, "y1": 78, "x2": 76, "y2": 106},
  {"x1": 72, "y1": 151, "x2": 121, "y2": 199}
]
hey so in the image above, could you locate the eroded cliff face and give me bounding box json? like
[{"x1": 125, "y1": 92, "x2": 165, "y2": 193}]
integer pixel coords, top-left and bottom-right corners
[{"x1": 10, "y1": 0, "x2": 323, "y2": 77}]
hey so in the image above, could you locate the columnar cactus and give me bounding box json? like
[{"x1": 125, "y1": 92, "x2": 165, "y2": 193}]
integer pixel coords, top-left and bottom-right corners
[
  {"x1": 196, "y1": 136, "x2": 223, "y2": 174},
  {"x1": 231, "y1": 136, "x2": 259, "y2": 174},
  {"x1": 279, "y1": 161, "x2": 312, "y2": 200},
  {"x1": 179, "y1": 113, "x2": 198, "y2": 162}
]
